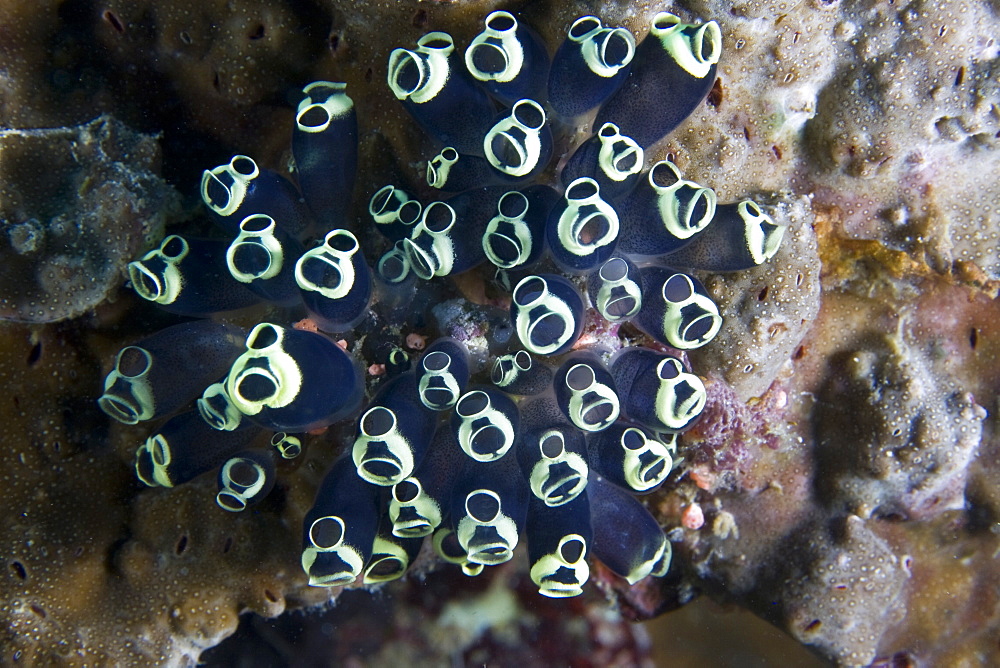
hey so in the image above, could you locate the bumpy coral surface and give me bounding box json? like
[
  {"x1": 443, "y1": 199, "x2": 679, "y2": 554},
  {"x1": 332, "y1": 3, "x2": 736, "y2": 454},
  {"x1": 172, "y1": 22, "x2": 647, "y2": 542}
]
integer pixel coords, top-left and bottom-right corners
[
  {"x1": 2, "y1": 1, "x2": 1000, "y2": 667},
  {"x1": 815, "y1": 331, "x2": 985, "y2": 520},
  {"x1": 0, "y1": 117, "x2": 181, "y2": 323},
  {"x1": 778, "y1": 516, "x2": 908, "y2": 665}
]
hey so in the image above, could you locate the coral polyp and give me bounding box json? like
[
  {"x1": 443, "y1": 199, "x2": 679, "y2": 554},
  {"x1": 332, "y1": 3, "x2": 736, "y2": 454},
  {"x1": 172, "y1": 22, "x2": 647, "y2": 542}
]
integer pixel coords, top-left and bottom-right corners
[{"x1": 96, "y1": 8, "x2": 784, "y2": 602}]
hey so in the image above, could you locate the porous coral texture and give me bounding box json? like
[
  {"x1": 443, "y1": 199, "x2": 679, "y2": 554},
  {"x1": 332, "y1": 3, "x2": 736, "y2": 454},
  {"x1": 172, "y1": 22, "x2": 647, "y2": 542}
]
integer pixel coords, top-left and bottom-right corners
[
  {"x1": 203, "y1": 561, "x2": 656, "y2": 666},
  {"x1": 803, "y1": 0, "x2": 1000, "y2": 277},
  {"x1": 767, "y1": 515, "x2": 909, "y2": 666},
  {"x1": 0, "y1": 321, "x2": 333, "y2": 664},
  {"x1": 691, "y1": 194, "x2": 820, "y2": 401},
  {"x1": 0, "y1": 117, "x2": 182, "y2": 323},
  {"x1": 815, "y1": 332, "x2": 985, "y2": 520}
]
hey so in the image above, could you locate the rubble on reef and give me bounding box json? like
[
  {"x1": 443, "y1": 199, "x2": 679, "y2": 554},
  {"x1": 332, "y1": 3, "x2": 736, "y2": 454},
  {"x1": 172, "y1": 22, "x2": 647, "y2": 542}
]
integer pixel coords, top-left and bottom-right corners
[{"x1": 1, "y1": 0, "x2": 1000, "y2": 666}]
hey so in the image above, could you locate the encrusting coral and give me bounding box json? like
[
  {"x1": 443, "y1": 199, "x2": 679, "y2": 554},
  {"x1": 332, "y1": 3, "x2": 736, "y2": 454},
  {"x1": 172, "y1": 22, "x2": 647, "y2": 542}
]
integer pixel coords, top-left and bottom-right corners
[
  {"x1": 2, "y1": 1, "x2": 1000, "y2": 667},
  {"x1": 0, "y1": 117, "x2": 182, "y2": 323},
  {"x1": 763, "y1": 515, "x2": 909, "y2": 666},
  {"x1": 815, "y1": 331, "x2": 985, "y2": 520}
]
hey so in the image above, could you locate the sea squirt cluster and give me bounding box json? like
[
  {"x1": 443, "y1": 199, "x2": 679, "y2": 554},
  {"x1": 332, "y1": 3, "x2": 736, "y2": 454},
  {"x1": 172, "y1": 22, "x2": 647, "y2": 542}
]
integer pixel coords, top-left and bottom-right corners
[{"x1": 98, "y1": 9, "x2": 786, "y2": 599}]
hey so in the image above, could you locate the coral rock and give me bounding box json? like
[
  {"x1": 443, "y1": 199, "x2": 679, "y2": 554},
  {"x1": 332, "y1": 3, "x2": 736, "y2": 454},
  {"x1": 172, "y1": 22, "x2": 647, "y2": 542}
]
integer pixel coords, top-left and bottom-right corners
[
  {"x1": 764, "y1": 516, "x2": 908, "y2": 666},
  {"x1": 0, "y1": 116, "x2": 181, "y2": 323},
  {"x1": 692, "y1": 194, "x2": 820, "y2": 401},
  {"x1": 815, "y1": 332, "x2": 985, "y2": 520}
]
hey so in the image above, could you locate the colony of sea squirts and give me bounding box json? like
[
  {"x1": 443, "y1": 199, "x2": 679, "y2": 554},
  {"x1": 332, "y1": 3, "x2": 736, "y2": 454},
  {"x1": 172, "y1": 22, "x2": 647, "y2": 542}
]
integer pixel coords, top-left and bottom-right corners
[{"x1": 98, "y1": 9, "x2": 788, "y2": 598}]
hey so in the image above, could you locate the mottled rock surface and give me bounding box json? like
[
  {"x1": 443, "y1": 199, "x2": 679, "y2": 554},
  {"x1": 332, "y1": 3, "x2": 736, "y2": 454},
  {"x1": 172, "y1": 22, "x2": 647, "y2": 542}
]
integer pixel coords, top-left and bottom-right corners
[
  {"x1": 815, "y1": 332, "x2": 985, "y2": 520},
  {"x1": 0, "y1": 117, "x2": 182, "y2": 323}
]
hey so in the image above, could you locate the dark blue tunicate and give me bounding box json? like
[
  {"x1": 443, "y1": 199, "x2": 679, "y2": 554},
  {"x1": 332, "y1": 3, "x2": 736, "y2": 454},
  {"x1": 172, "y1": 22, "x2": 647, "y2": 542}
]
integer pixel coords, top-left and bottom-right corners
[
  {"x1": 200, "y1": 155, "x2": 309, "y2": 236},
  {"x1": 128, "y1": 235, "x2": 261, "y2": 316},
  {"x1": 197, "y1": 380, "x2": 244, "y2": 431},
  {"x1": 615, "y1": 160, "x2": 717, "y2": 258},
  {"x1": 98, "y1": 320, "x2": 246, "y2": 425},
  {"x1": 517, "y1": 394, "x2": 566, "y2": 432},
  {"x1": 384, "y1": 346, "x2": 412, "y2": 378},
  {"x1": 352, "y1": 372, "x2": 437, "y2": 486},
  {"x1": 587, "y1": 473, "x2": 671, "y2": 584},
  {"x1": 548, "y1": 16, "x2": 636, "y2": 117},
  {"x1": 451, "y1": 387, "x2": 520, "y2": 462},
  {"x1": 270, "y1": 431, "x2": 303, "y2": 459},
  {"x1": 388, "y1": 32, "x2": 496, "y2": 156},
  {"x1": 585, "y1": 254, "x2": 643, "y2": 323},
  {"x1": 123, "y1": 7, "x2": 744, "y2": 601},
  {"x1": 516, "y1": 418, "x2": 589, "y2": 508},
  {"x1": 225, "y1": 323, "x2": 363, "y2": 432},
  {"x1": 389, "y1": 426, "x2": 465, "y2": 538},
  {"x1": 632, "y1": 266, "x2": 721, "y2": 350},
  {"x1": 369, "y1": 185, "x2": 423, "y2": 242},
  {"x1": 373, "y1": 242, "x2": 418, "y2": 326},
  {"x1": 465, "y1": 11, "x2": 550, "y2": 106},
  {"x1": 415, "y1": 337, "x2": 471, "y2": 411},
  {"x1": 364, "y1": 523, "x2": 425, "y2": 584},
  {"x1": 134, "y1": 410, "x2": 263, "y2": 488},
  {"x1": 226, "y1": 214, "x2": 304, "y2": 306},
  {"x1": 432, "y1": 526, "x2": 484, "y2": 577},
  {"x1": 295, "y1": 229, "x2": 373, "y2": 332},
  {"x1": 526, "y1": 493, "x2": 592, "y2": 597},
  {"x1": 658, "y1": 200, "x2": 786, "y2": 271},
  {"x1": 483, "y1": 99, "x2": 552, "y2": 181},
  {"x1": 491, "y1": 349, "x2": 553, "y2": 396},
  {"x1": 216, "y1": 449, "x2": 277, "y2": 512},
  {"x1": 404, "y1": 186, "x2": 507, "y2": 279},
  {"x1": 595, "y1": 13, "x2": 722, "y2": 149},
  {"x1": 449, "y1": 443, "x2": 529, "y2": 566},
  {"x1": 546, "y1": 177, "x2": 620, "y2": 273},
  {"x1": 292, "y1": 82, "x2": 358, "y2": 230},
  {"x1": 426, "y1": 148, "x2": 510, "y2": 192},
  {"x1": 510, "y1": 274, "x2": 585, "y2": 356},
  {"x1": 553, "y1": 351, "x2": 620, "y2": 433},
  {"x1": 609, "y1": 347, "x2": 706, "y2": 433},
  {"x1": 483, "y1": 185, "x2": 557, "y2": 270},
  {"x1": 587, "y1": 421, "x2": 673, "y2": 494},
  {"x1": 560, "y1": 122, "x2": 644, "y2": 201},
  {"x1": 302, "y1": 456, "x2": 383, "y2": 587}
]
